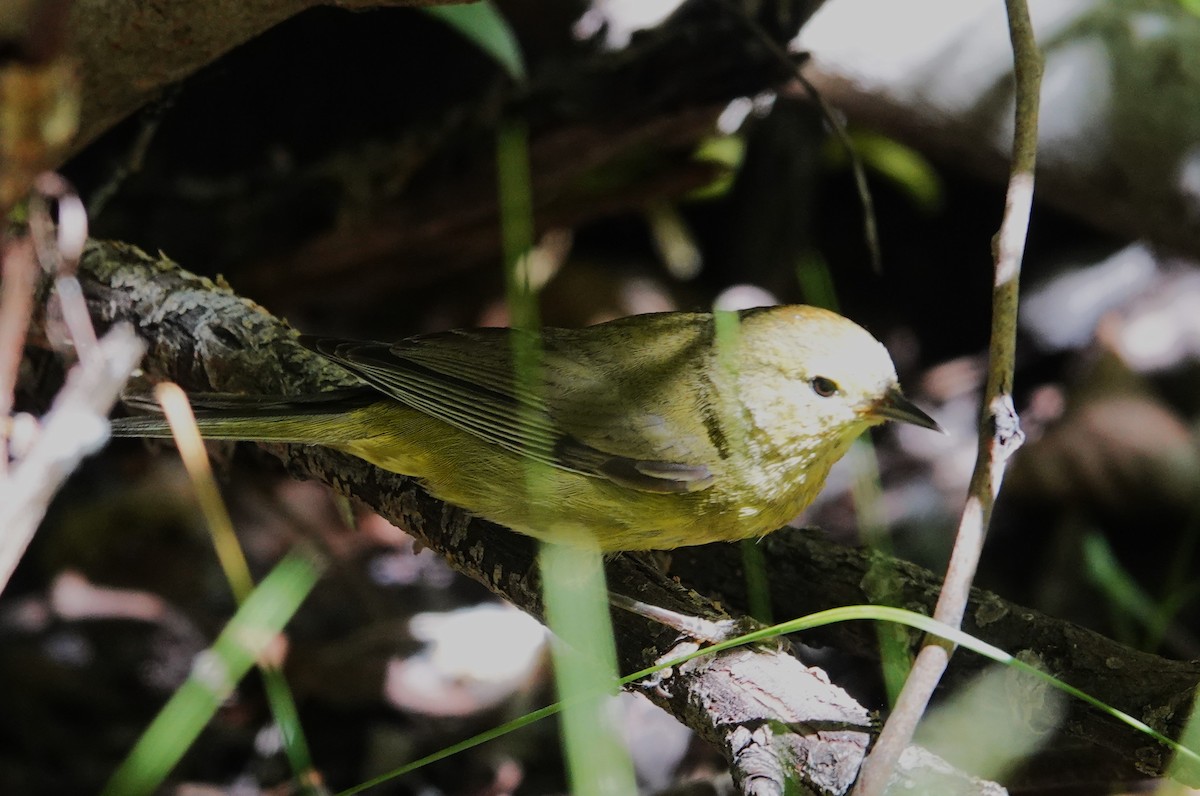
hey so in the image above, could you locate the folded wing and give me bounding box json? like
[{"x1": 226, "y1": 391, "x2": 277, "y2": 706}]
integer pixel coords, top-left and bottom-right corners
[{"x1": 301, "y1": 319, "x2": 719, "y2": 494}]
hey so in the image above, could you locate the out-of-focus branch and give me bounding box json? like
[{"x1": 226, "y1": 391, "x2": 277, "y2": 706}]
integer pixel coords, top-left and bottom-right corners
[
  {"x1": 65, "y1": 0, "x2": 462, "y2": 154},
  {"x1": 799, "y1": 1, "x2": 1200, "y2": 260},
  {"x1": 0, "y1": 322, "x2": 144, "y2": 594},
  {"x1": 852, "y1": 3, "x2": 1042, "y2": 794}
]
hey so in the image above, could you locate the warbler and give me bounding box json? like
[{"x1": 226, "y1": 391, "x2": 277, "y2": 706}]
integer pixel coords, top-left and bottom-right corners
[{"x1": 111, "y1": 305, "x2": 939, "y2": 551}]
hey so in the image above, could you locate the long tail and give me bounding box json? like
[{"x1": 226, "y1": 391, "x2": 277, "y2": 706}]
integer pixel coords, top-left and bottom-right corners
[{"x1": 109, "y1": 387, "x2": 380, "y2": 443}]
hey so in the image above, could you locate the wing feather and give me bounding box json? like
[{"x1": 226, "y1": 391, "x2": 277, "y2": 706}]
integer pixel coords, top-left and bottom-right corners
[{"x1": 300, "y1": 318, "x2": 718, "y2": 494}]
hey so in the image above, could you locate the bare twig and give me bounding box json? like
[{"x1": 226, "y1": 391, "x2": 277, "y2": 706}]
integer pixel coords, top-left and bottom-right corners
[
  {"x1": 0, "y1": 173, "x2": 129, "y2": 595},
  {"x1": 86, "y1": 86, "x2": 178, "y2": 219},
  {"x1": 714, "y1": 0, "x2": 882, "y2": 272},
  {"x1": 2, "y1": 174, "x2": 95, "y2": 475},
  {"x1": 852, "y1": 3, "x2": 1042, "y2": 794},
  {"x1": 30, "y1": 173, "x2": 96, "y2": 359},
  {"x1": 0, "y1": 323, "x2": 145, "y2": 595}
]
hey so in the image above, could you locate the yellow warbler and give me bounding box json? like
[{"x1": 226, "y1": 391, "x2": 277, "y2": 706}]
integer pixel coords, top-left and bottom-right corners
[{"x1": 111, "y1": 305, "x2": 939, "y2": 550}]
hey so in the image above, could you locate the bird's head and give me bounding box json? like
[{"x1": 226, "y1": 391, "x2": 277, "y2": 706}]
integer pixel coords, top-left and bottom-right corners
[{"x1": 732, "y1": 306, "x2": 940, "y2": 453}]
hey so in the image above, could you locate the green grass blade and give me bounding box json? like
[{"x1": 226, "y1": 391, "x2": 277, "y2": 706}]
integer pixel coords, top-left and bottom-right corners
[
  {"x1": 336, "y1": 703, "x2": 563, "y2": 796},
  {"x1": 1083, "y1": 530, "x2": 1177, "y2": 648},
  {"x1": 740, "y1": 537, "x2": 773, "y2": 623},
  {"x1": 261, "y1": 664, "x2": 319, "y2": 792},
  {"x1": 101, "y1": 550, "x2": 322, "y2": 796},
  {"x1": 157, "y1": 383, "x2": 321, "y2": 790},
  {"x1": 541, "y1": 543, "x2": 638, "y2": 795},
  {"x1": 496, "y1": 118, "x2": 538, "y2": 333},
  {"x1": 497, "y1": 114, "x2": 637, "y2": 795}
]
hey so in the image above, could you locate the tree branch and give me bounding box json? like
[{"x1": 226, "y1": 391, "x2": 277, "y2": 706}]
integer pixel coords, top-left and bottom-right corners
[{"x1": 65, "y1": 0, "x2": 460, "y2": 154}]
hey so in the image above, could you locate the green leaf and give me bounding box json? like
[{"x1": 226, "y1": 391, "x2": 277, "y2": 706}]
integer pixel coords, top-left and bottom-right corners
[
  {"x1": 826, "y1": 131, "x2": 943, "y2": 212},
  {"x1": 425, "y1": 2, "x2": 527, "y2": 83}
]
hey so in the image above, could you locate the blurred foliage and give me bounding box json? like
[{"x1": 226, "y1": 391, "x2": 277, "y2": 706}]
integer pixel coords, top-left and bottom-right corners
[
  {"x1": 425, "y1": 2, "x2": 527, "y2": 83},
  {"x1": 829, "y1": 131, "x2": 942, "y2": 214}
]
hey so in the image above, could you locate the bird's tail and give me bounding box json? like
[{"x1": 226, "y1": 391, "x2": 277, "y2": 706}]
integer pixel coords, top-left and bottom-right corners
[{"x1": 110, "y1": 387, "x2": 380, "y2": 443}]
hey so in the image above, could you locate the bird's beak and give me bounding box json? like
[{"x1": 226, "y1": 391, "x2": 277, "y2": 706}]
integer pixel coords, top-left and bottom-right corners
[{"x1": 871, "y1": 386, "x2": 943, "y2": 432}]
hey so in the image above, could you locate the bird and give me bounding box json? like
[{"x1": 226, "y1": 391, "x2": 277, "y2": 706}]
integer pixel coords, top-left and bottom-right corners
[{"x1": 110, "y1": 305, "x2": 940, "y2": 551}]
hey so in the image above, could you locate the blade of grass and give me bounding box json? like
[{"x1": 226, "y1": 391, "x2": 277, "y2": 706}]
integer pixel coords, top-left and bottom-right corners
[
  {"x1": 794, "y1": 249, "x2": 840, "y2": 313},
  {"x1": 101, "y1": 550, "x2": 323, "y2": 796},
  {"x1": 1153, "y1": 498, "x2": 1200, "y2": 652},
  {"x1": 497, "y1": 119, "x2": 537, "y2": 333},
  {"x1": 1082, "y1": 530, "x2": 1200, "y2": 655},
  {"x1": 540, "y1": 543, "x2": 638, "y2": 796},
  {"x1": 156, "y1": 383, "x2": 254, "y2": 598},
  {"x1": 336, "y1": 702, "x2": 564, "y2": 795},
  {"x1": 739, "y1": 538, "x2": 773, "y2": 623},
  {"x1": 795, "y1": 251, "x2": 913, "y2": 705},
  {"x1": 848, "y1": 439, "x2": 913, "y2": 706},
  {"x1": 497, "y1": 117, "x2": 637, "y2": 795}
]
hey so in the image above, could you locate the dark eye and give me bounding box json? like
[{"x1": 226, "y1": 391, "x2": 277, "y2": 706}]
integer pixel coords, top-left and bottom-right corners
[{"x1": 810, "y1": 376, "x2": 839, "y2": 397}]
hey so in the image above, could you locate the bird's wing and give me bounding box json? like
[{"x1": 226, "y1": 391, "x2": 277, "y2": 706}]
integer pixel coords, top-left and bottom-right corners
[{"x1": 301, "y1": 320, "x2": 718, "y2": 494}]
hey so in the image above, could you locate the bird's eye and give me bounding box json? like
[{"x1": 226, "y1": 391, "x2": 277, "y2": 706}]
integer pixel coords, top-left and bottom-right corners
[{"x1": 810, "y1": 376, "x2": 839, "y2": 397}]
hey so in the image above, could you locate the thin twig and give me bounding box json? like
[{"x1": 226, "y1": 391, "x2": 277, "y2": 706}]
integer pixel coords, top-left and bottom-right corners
[
  {"x1": 30, "y1": 174, "x2": 97, "y2": 359},
  {"x1": 852, "y1": 3, "x2": 1042, "y2": 794},
  {"x1": 714, "y1": 0, "x2": 882, "y2": 272},
  {"x1": 792, "y1": 70, "x2": 882, "y2": 273},
  {"x1": 87, "y1": 85, "x2": 179, "y2": 219},
  {"x1": 0, "y1": 324, "x2": 145, "y2": 595}
]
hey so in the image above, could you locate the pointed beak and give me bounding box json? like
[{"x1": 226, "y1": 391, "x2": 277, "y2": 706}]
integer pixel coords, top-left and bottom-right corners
[{"x1": 872, "y1": 386, "x2": 943, "y2": 432}]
